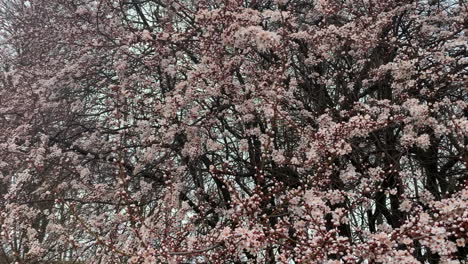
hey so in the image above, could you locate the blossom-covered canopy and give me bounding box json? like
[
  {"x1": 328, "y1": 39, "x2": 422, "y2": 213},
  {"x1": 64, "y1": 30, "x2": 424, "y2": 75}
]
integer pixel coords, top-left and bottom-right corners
[{"x1": 0, "y1": 0, "x2": 466, "y2": 263}]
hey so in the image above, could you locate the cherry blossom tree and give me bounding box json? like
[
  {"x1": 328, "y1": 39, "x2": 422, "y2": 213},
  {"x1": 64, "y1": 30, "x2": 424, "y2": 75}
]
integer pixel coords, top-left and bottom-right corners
[{"x1": 0, "y1": 0, "x2": 467, "y2": 263}]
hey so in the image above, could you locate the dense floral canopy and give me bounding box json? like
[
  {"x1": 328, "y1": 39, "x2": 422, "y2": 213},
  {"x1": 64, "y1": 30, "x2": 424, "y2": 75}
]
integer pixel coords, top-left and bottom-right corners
[{"x1": 0, "y1": 0, "x2": 467, "y2": 263}]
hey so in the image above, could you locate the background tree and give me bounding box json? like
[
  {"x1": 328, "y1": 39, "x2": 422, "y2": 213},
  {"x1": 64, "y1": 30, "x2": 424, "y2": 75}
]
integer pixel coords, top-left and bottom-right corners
[{"x1": 0, "y1": 0, "x2": 467, "y2": 263}]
